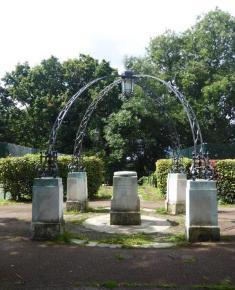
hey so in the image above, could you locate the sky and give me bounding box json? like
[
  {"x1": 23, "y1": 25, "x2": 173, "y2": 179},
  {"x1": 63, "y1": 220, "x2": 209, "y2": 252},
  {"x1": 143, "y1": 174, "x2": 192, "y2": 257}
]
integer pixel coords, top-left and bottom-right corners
[{"x1": 0, "y1": 0, "x2": 235, "y2": 79}]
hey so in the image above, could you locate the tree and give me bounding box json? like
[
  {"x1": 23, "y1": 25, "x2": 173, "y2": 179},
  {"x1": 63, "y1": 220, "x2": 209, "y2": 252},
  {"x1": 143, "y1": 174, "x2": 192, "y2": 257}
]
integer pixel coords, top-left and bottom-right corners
[
  {"x1": 2, "y1": 55, "x2": 119, "y2": 152},
  {"x1": 125, "y1": 9, "x2": 235, "y2": 145}
]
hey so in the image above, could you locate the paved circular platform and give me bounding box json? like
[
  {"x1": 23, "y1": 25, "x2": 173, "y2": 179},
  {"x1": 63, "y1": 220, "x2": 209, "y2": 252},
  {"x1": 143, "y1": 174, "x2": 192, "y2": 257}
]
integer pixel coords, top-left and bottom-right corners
[{"x1": 83, "y1": 214, "x2": 171, "y2": 234}]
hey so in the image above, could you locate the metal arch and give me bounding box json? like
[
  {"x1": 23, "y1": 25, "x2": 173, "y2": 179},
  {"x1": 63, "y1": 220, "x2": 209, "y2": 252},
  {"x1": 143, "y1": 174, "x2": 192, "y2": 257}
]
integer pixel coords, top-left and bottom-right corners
[
  {"x1": 48, "y1": 76, "x2": 106, "y2": 152},
  {"x1": 134, "y1": 79, "x2": 182, "y2": 154},
  {"x1": 134, "y1": 74, "x2": 204, "y2": 155},
  {"x1": 135, "y1": 79, "x2": 185, "y2": 173},
  {"x1": 40, "y1": 76, "x2": 106, "y2": 177},
  {"x1": 69, "y1": 78, "x2": 122, "y2": 171},
  {"x1": 134, "y1": 74, "x2": 214, "y2": 179}
]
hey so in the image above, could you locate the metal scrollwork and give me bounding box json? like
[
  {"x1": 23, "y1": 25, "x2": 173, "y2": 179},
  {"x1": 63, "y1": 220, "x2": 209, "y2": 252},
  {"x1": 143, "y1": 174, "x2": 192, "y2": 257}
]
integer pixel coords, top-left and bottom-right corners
[
  {"x1": 134, "y1": 74, "x2": 207, "y2": 178},
  {"x1": 170, "y1": 151, "x2": 185, "y2": 173},
  {"x1": 40, "y1": 77, "x2": 105, "y2": 177},
  {"x1": 39, "y1": 151, "x2": 58, "y2": 178},
  {"x1": 70, "y1": 78, "x2": 122, "y2": 171},
  {"x1": 190, "y1": 151, "x2": 214, "y2": 180},
  {"x1": 41, "y1": 70, "x2": 211, "y2": 180}
]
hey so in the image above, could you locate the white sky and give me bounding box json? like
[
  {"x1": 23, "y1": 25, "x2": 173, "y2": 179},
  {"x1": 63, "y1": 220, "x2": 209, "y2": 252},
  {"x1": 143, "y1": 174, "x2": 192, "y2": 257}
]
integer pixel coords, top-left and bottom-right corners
[{"x1": 0, "y1": 0, "x2": 235, "y2": 79}]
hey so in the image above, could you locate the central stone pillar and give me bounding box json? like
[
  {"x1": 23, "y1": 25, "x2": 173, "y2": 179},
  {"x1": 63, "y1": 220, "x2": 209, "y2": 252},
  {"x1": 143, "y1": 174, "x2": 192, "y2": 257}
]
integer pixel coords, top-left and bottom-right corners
[
  {"x1": 31, "y1": 177, "x2": 64, "y2": 240},
  {"x1": 165, "y1": 173, "x2": 187, "y2": 214},
  {"x1": 66, "y1": 172, "x2": 88, "y2": 212},
  {"x1": 110, "y1": 171, "x2": 141, "y2": 225}
]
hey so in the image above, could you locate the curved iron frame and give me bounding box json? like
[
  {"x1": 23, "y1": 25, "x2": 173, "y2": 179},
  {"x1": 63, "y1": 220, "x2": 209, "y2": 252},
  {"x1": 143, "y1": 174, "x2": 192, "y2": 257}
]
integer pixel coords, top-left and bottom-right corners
[
  {"x1": 69, "y1": 78, "x2": 122, "y2": 171},
  {"x1": 40, "y1": 77, "x2": 106, "y2": 177},
  {"x1": 41, "y1": 71, "x2": 213, "y2": 179}
]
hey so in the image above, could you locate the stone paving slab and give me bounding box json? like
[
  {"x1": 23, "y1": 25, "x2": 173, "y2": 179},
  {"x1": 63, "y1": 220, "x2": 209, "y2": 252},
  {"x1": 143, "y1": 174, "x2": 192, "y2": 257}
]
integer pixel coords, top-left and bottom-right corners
[{"x1": 83, "y1": 214, "x2": 171, "y2": 234}]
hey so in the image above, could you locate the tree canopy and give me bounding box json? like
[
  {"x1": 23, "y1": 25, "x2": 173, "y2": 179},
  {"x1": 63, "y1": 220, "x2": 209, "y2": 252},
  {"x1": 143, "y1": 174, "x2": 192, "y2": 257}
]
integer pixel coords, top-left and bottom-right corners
[{"x1": 0, "y1": 9, "x2": 234, "y2": 179}]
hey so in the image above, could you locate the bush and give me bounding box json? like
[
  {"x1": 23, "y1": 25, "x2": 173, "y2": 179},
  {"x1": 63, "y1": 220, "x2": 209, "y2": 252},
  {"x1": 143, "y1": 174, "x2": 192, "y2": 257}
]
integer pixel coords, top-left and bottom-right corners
[
  {"x1": 215, "y1": 159, "x2": 235, "y2": 204},
  {"x1": 155, "y1": 158, "x2": 235, "y2": 203},
  {"x1": 0, "y1": 154, "x2": 104, "y2": 201},
  {"x1": 155, "y1": 158, "x2": 191, "y2": 196}
]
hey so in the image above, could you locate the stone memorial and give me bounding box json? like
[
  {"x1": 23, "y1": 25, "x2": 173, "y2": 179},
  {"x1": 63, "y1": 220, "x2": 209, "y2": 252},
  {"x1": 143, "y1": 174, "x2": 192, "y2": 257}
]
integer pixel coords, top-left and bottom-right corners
[
  {"x1": 110, "y1": 171, "x2": 141, "y2": 225},
  {"x1": 165, "y1": 173, "x2": 187, "y2": 214},
  {"x1": 66, "y1": 172, "x2": 88, "y2": 212},
  {"x1": 186, "y1": 180, "x2": 220, "y2": 242},
  {"x1": 31, "y1": 177, "x2": 64, "y2": 240}
]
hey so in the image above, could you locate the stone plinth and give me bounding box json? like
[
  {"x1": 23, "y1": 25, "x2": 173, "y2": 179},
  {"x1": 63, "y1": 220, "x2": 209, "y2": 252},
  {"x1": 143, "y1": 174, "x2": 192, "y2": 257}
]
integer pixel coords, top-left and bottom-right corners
[
  {"x1": 186, "y1": 180, "x2": 220, "y2": 242},
  {"x1": 66, "y1": 172, "x2": 88, "y2": 212},
  {"x1": 165, "y1": 173, "x2": 187, "y2": 214},
  {"x1": 31, "y1": 177, "x2": 64, "y2": 240},
  {"x1": 110, "y1": 171, "x2": 141, "y2": 225}
]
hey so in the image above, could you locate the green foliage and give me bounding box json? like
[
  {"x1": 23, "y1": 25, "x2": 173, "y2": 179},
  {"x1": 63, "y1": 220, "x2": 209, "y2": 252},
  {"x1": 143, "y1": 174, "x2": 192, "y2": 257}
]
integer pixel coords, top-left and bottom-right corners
[
  {"x1": 0, "y1": 154, "x2": 104, "y2": 200},
  {"x1": 2, "y1": 55, "x2": 119, "y2": 152},
  {"x1": 155, "y1": 158, "x2": 191, "y2": 196},
  {"x1": 155, "y1": 158, "x2": 235, "y2": 203},
  {"x1": 126, "y1": 9, "x2": 235, "y2": 145},
  {"x1": 215, "y1": 160, "x2": 235, "y2": 203},
  {"x1": 138, "y1": 184, "x2": 163, "y2": 202},
  {"x1": 0, "y1": 154, "x2": 39, "y2": 200},
  {"x1": 156, "y1": 207, "x2": 168, "y2": 215},
  {"x1": 155, "y1": 159, "x2": 172, "y2": 196}
]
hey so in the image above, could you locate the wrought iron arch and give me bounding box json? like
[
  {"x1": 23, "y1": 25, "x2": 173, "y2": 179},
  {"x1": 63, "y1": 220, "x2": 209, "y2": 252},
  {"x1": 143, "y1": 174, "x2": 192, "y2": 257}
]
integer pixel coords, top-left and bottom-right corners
[
  {"x1": 40, "y1": 76, "x2": 106, "y2": 177},
  {"x1": 41, "y1": 71, "x2": 213, "y2": 179},
  {"x1": 71, "y1": 73, "x2": 213, "y2": 179},
  {"x1": 69, "y1": 78, "x2": 122, "y2": 171}
]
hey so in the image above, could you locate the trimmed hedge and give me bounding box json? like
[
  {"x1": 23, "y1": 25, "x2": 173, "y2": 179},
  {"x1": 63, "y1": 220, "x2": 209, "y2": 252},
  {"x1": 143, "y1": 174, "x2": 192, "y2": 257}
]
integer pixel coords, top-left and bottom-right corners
[
  {"x1": 215, "y1": 159, "x2": 235, "y2": 204},
  {"x1": 155, "y1": 158, "x2": 191, "y2": 196},
  {"x1": 155, "y1": 158, "x2": 235, "y2": 203},
  {"x1": 0, "y1": 154, "x2": 104, "y2": 200}
]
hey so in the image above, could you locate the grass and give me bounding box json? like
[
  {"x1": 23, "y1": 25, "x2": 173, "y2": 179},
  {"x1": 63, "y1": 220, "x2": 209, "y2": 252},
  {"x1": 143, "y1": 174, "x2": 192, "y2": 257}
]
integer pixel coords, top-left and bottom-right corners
[
  {"x1": 96, "y1": 185, "x2": 112, "y2": 200},
  {"x1": 138, "y1": 184, "x2": 164, "y2": 202},
  {"x1": 95, "y1": 184, "x2": 164, "y2": 203},
  {"x1": 0, "y1": 199, "x2": 24, "y2": 205},
  {"x1": 64, "y1": 209, "x2": 80, "y2": 215},
  {"x1": 87, "y1": 207, "x2": 110, "y2": 213},
  {"x1": 159, "y1": 233, "x2": 189, "y2": 246},
  {"x1": 55, "y1": 231, "x2": 89, "y2": 244},
  {"x1": 156, "y1": 207, "x2": 168, "y2": 215},
  {"x1": 101, "y1": 280, "x2": 118, "y2": 289},
  {"x1": 98, "y1": 233, "x2": 154, "y2": 248},
  {"x1": 55, "y1": 231, "x2": 155, "y2": 248},
  {"x1": 67, "y1": 216, "x2": 88, "y2": 225},
  {"x1": 193, "y1": 278, "x2": 235, "y2": 290},
  {"x1": 218, "y1": 202, "x2": 235, "y2": 208}
]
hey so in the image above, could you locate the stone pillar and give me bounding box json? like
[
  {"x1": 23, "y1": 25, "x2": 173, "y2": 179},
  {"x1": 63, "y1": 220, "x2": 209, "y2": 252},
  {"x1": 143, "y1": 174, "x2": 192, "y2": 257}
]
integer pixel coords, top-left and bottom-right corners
[
  {"x1": 31, "y1": 177, "x2": 64, "y2": 240},
  {"x1": 110, "y1": 171, "x2": 141, "y2": 225},
  {"x1": 165, "y1": 173, "x2": 187, "y2": 214},
  {"x1": 186, "y1": 180, "x2": 220, "y2": 242},
  {"x1": 66, "y1": 172, "x2": 88, "y2": 212}
]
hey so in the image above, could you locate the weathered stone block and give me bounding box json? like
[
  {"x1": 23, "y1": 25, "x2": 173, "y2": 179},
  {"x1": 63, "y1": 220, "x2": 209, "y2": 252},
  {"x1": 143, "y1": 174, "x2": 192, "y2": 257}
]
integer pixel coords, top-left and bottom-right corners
[
  {"x1": 66, "y1": 172, "x2": 88, "y2": 212},
  {"x1": 165, "y1": 173, "x2": 187, "y2": 214},
  {"x1": 31, "y1": 177, "x2": 64, "y2": 240},
  {"x1": 110, "y1": 171, "x2": 141, "y2": 225},
  {"x1": 185, "y1": 180, "x2": 220, "y2": 242},
  {"x1": 110, "y1": 211, "x2": 141, "y2": 225}
]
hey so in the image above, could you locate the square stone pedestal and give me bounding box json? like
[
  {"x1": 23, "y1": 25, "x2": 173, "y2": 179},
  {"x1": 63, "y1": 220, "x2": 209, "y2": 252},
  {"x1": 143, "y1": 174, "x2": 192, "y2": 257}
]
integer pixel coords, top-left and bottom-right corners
[
  {"x1": 186, "y1": 180, "x2": 220, "y2": 242},
  {"x1": 31, "y1": 177, "x2": 64, "y2": 240},
  {"x1": 165, "y1": 173, "x2": 187, "y2": 214},
  {"x1": 66, "y1": 172, "x2": 88, "y2": 212},
  {"x1": 110, "y1": 171, "x2": 141, "y2": 225}
]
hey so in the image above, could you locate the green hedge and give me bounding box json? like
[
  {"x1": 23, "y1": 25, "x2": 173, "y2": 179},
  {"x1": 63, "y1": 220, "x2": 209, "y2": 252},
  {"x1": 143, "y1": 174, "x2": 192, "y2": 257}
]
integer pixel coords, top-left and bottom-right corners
[
  {"x1": 155, "y1": 158, "x2": 235, "y2": 203},
  {"x1": 155, "y1": 158, "x2": 191, "y2": 196},
  {"x1": 0, "y1": 154, "x2": 104, "y2": 200},
  {"x1": 215, "y1": 159, "x2": 235, "y2": 204}
]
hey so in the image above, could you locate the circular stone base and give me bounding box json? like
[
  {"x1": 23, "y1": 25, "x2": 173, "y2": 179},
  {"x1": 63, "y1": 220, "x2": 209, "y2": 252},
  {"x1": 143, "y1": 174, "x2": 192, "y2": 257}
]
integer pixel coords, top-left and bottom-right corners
[{"x1": 83, "y1": 214, "x2": 170, "y2": 234}]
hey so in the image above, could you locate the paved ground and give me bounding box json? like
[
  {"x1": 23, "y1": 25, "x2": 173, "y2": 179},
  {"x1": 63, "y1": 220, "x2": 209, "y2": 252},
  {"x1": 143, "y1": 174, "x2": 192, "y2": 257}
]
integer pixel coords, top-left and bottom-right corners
[{"x1": 0, "y1": 201, "x2": 235, "y2": 290}]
